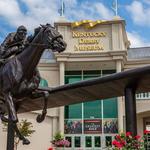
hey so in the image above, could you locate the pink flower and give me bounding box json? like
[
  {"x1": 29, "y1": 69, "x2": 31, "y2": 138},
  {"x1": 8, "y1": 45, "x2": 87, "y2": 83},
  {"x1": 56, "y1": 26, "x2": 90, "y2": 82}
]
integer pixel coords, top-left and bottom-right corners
[{"x1": 52, "y1": 139, "x2": 70, "y2": 147}]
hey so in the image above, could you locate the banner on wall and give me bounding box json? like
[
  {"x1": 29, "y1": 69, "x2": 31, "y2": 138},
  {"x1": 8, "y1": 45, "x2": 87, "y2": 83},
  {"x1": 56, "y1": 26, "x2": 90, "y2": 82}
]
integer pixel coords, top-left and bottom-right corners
[
  {"x1": 103, "y1": 119, "x2": 118, "y2": 134},
  {"x1": 84, "y1": 119, "x2": 102, "y2": 134},
  {"x1": 64, "y1": 120, "x2": 82, "y2": 134}
]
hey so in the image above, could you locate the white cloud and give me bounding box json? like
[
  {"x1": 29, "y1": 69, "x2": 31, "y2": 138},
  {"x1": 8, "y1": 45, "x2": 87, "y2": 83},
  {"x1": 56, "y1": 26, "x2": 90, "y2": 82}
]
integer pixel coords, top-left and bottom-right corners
[
  {"x1": 66, "y1": 1, "x2": 113, "y2": 21},
  {"x1": 64, "y1": 0, "x2": 77, "y2": 7},
  {"x1": 143, "y1": 0, "x2": 150, "y2": 5},
  {"x1": 0, "y1": 0, "x2": 21, "y2": 17},
  {"x1": 0, "y1": 0, "x2": 114, "y2": 32},
  {"x1": 0, "y1": 0, "x2": 117, "y2": 41},
  {"x1": 95, "y1": 3, "x2": 114, "y2": 19},
  {"x1": 126, "y1": 1, "x2": 150, "y2": 26},
  {"x1": 127, "y1": 31, "x2": 150, "y2": 47},
  {"x1": 0, "y1": 0, "x2": 60, "y2": 31}
]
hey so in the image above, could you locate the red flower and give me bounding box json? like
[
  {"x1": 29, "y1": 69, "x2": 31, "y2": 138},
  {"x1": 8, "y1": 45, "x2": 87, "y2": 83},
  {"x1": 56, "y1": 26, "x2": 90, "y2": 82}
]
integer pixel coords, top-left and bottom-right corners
[
  {"x1": 120, "y1": 140, "x2": 126, "y2": 146},
  {"x1": 115, "y1": 135, "x2": 121, "y2": 140},
  {"x1": 48, "y1": 148, "x2": 53, "y2": 150},
  {"x1": 144, "y1": 130, "x2": 150, "y2": 134},
  {"x1": 112, "y1": 140, "x2": 123, "y2": 148},
  {"x1": 135, "y1": 135, "x2": 141, "y2": 140},
  {"x1": 112, "y1": 140, "x2": 118, "y2": 145},
  {"x1": 126, "y1": 132, "x2": 131, "y2": 136}
]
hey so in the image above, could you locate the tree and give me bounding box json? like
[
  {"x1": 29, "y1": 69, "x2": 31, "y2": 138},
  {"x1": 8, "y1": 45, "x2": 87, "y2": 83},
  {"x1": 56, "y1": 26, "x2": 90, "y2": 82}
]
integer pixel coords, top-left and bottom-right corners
[{"x1": 2, "y1": 119, "x2": 35, "y2": 150}]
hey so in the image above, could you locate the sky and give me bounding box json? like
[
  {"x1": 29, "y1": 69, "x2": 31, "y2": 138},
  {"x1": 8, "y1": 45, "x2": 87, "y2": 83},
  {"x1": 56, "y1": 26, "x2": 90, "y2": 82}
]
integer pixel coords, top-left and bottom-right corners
[{"x1": 0, "y1": 0, "x2": 150, "y2": 48}]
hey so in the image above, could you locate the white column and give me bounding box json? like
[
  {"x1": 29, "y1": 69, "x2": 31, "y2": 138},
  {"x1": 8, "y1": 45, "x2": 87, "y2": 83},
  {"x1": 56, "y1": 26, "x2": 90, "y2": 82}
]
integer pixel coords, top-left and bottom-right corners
[
  {"x1": 116, "y1": 60, "x2": 124, "y2": 131},
  {"x1": 52, "y1": 117, "x2": 58, "y2": 137},
  {"x1": 59, "y1": 62, "x2": 65, "y2": 133}
]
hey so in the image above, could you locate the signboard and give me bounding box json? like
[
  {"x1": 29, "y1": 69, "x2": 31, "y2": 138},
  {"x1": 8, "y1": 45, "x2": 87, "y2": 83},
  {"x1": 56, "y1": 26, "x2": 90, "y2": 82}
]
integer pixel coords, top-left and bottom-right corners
[
  {"x1": 72, "y1": 31, "x2": 107, "y2": 52},
  {"x1": 84, "y1": 119, "x2": 102, "y2": 134}
]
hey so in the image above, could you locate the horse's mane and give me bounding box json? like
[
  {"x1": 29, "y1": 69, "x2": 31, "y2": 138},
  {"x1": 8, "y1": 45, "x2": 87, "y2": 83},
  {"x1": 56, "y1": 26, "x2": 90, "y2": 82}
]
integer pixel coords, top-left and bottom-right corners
[
  {"x1": 27, "y1": 26, "x2": 41, "y2": 43},
  {"x1": 27, "y1": 24, "x2": 53, "y2": 43}
]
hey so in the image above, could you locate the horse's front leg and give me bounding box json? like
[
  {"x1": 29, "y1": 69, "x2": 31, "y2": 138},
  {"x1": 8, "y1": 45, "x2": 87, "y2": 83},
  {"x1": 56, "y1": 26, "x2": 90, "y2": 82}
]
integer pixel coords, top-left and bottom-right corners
[
  {"x1": 4, "y1": 92, "x2": 18, "y2": 123},
  {"x1": 35, "y1": 91, "x2": 49, "y2": 123}
]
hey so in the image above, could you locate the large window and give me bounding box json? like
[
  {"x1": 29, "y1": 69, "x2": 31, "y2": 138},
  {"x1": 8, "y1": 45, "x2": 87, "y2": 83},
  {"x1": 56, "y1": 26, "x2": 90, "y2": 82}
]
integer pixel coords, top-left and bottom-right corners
[{"x1": 64, "y1": 70, "x2": 118, "y2": 135}]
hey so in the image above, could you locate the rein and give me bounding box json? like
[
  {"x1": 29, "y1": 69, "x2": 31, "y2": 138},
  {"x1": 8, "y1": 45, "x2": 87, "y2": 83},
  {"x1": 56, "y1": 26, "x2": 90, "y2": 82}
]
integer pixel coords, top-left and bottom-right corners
[
  {"x1": 27, "y1": 43, "x2": 48, "y2": 46},
  {"x1": 7, "y1": 41, "x2": 48, "y2": 48}
]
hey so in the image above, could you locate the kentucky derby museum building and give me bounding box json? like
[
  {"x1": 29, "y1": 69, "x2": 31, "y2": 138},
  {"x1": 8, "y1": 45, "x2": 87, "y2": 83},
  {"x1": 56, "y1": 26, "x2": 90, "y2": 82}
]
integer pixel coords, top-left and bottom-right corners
[{"x1": 1, "y1": 18, "x2": 150, "y2": 150}]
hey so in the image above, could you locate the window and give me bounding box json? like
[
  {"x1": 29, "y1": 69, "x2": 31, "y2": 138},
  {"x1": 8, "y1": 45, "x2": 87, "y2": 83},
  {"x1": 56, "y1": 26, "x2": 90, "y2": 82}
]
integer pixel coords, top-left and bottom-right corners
[
  {"x1": 84, "y1": 100, "x2": 102, "y2": 119},
  {"x1": 95, "y1": 136, "x2": 101, "y2": 147},
  {"x1": 65, "y1": 103, "x2": 82, "y2": 119},
  {"x1": 65, "y1": 137, "x2": 72, "y2": 147},
  {"x1": 85, "y1": 136, "x2": 92, "y2": 147},
  {"x1": 103, "y1": 98, "x2": 118, "y2": 118},
  {"x1": 65, "y1": 76, "x2": 82, "y2": 84},
  {"x1": 74, "y1": 136, "x2": 81, "y2": 147},
  {"x1": 105, "y1": 136, "x2": 112, "y2": 147}
]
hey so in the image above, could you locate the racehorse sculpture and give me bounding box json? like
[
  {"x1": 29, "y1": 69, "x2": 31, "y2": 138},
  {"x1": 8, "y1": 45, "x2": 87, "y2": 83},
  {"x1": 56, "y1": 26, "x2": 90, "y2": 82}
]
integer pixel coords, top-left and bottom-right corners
[{"x1": 0, "y1": 24, "x2": 66, "y2": 145}]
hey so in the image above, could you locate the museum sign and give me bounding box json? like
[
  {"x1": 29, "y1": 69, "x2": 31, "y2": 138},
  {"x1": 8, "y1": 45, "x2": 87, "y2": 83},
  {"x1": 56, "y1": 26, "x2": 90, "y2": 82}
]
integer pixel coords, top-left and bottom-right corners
[{"x1": 72, "y1": 31, "x2": 106, "y2": 52}]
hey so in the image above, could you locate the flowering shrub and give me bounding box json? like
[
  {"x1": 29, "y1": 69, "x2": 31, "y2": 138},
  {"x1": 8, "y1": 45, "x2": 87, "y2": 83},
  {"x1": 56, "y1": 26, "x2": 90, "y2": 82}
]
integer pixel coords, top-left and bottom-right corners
[
  {"x1": 49, "y1": 132, "x2": 70, "y2": 149},
  {"x1": 51, "y1": 139, "x2": 70, "y2": 147},
  {"x1": 112, "y1": 130, "x2": 150, "y2": 150}
]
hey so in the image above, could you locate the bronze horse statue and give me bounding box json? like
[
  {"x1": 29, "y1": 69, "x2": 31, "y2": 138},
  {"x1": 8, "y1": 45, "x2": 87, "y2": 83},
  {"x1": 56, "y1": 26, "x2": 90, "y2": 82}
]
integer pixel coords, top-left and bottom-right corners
[{"x1": 0, "y1": 24, "x2": 66, "y2": 144}]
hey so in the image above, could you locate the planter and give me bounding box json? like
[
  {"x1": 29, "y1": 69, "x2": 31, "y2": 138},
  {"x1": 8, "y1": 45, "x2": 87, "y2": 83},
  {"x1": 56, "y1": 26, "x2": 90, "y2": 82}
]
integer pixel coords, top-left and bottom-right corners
[{"x1": 54, "y1": 148, "x2": 65, "y2": 150}]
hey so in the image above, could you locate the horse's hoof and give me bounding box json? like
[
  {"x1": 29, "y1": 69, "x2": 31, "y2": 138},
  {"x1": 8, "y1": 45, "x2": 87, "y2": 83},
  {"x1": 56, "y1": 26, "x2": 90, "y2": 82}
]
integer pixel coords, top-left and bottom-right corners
[
  {"x1": 36, "y1": 114, "x2": 45, "y2": 123},
  {"x1": 23, "y1": 138, "x2": 30, "y2": 145}
]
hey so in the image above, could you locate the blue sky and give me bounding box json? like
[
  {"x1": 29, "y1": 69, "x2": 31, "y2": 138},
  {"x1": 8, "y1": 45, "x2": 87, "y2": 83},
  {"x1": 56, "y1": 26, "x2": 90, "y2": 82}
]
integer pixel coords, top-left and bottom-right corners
[{"x1": 0, "y1": 0, "x2": 150, "y2": 47}]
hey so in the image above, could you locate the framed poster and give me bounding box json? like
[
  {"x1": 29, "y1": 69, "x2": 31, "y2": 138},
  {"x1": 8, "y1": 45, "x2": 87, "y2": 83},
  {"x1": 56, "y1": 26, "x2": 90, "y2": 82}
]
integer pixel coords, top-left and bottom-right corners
[
  {"x1": 103, "y1": 119, "x2": 118, "y2": 134},
  {"x1": 64, "y1": 120, "x2": 82, "y2": 134}
]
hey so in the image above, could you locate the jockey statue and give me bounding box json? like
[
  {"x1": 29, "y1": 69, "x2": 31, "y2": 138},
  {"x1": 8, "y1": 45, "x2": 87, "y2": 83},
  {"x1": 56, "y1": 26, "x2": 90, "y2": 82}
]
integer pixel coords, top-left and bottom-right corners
[
  {"x1": 0, "y1": 25, "x2": 27, "y2": 59},
  {"x1": 0, "y1": 25, "x2": 41, "y2": 93}
]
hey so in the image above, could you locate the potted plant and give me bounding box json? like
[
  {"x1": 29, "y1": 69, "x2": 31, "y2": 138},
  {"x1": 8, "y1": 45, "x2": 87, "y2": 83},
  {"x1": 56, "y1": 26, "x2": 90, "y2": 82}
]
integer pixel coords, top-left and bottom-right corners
[
  {"x1": 50, "y1": 132, "x2": 70, "y2": 150},
  {"x1": 3, "y1": 119, "x2": 35, "y2": 150}
]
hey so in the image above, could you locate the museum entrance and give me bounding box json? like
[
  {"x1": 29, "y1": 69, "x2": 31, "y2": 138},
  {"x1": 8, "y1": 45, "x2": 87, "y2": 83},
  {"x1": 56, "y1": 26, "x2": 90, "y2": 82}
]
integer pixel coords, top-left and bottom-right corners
[{"x1": 64, "y1": 70, "x2": 118, "y2": 149}]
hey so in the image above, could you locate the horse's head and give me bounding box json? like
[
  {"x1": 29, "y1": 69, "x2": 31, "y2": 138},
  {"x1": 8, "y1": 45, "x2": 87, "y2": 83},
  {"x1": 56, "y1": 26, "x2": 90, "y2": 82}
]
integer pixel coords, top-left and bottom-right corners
[{"x1": 41, "y1": 24, "x2": 67, "y2": 53}]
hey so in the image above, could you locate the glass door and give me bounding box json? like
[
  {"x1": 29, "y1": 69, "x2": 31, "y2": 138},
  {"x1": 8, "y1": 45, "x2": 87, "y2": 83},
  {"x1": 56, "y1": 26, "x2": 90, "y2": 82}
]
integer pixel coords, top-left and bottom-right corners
[{"x1": 84, "y1": 135, "x2": 101, "y2": 150}]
